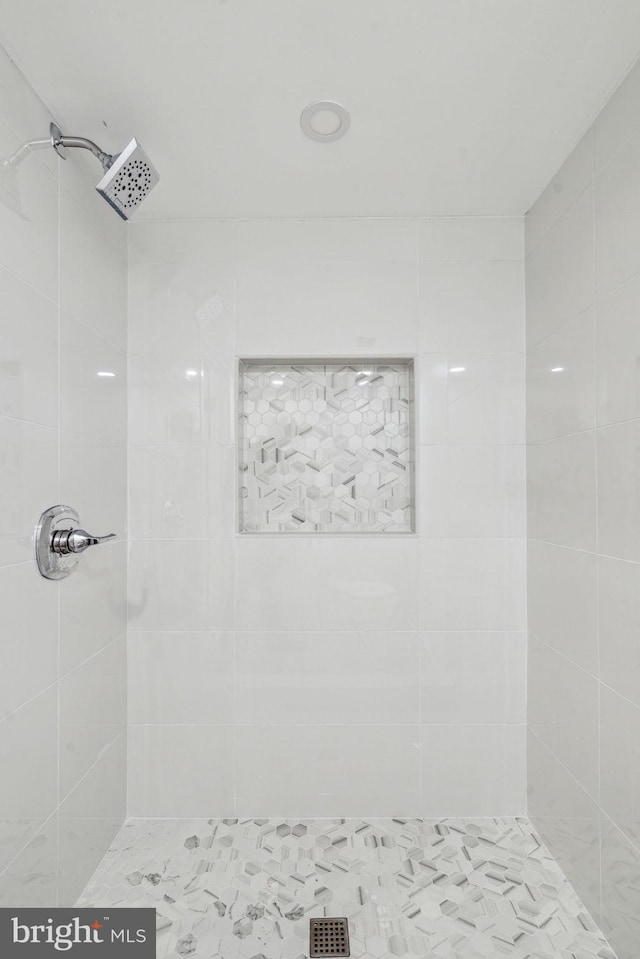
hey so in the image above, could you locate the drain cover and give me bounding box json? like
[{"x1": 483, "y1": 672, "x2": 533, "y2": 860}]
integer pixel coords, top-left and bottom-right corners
[{"x1": 309, "y1": 917, "x2": 350, "y2": 957}]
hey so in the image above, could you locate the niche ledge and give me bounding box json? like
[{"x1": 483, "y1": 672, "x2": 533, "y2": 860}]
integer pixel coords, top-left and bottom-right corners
[{"x1": 238, "y1": 357, "x2": 415, "y2": 533}]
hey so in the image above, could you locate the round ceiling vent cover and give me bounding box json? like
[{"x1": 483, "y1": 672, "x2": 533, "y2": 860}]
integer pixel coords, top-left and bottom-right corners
[{"x1": 300, "y1": 100, "x2": 351, "y2": 142}]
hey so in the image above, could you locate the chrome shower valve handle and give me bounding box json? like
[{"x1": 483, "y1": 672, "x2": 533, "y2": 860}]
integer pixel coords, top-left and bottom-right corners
[
  {"x1": 50, "y1": 527, "x2": 117, "y2": 555},
  {"x1": 35, "y1": 505, "x2": 117, "y2": 580}
]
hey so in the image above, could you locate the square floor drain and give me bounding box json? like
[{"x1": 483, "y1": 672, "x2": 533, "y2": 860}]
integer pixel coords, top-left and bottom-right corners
[{"x1": 309, "y1": 917, "x2": 350, "y2": 957}]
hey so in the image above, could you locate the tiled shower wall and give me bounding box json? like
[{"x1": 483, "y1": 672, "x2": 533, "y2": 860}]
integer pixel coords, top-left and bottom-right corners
[
  {"x1": 0, "y1": 49, "x2": 127, "y2": 904},
  {"x1": 127, "y1": 215, "x2": 526, "y2": 818},
  {"x1": 526, "y1": 56, "x2": 640, "y2": 959}
]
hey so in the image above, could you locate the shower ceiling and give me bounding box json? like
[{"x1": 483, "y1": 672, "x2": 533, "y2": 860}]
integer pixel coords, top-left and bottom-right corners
[{"x1": 0, "y1": 0, "x2": 640, "y2": 219}]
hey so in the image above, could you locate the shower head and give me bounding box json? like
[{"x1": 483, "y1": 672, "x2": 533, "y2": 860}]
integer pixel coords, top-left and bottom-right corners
[
  {"x1": 95, "y1": 138, "x2": 159, "y2": 220},
  {"x1": 50, "y1": 122, "x2": 159, "y2": 220}
]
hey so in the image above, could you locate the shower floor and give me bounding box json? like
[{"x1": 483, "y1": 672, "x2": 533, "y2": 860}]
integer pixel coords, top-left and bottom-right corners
[{"x1": 76, "y1": 817, "x2": 614, "y2": 959}]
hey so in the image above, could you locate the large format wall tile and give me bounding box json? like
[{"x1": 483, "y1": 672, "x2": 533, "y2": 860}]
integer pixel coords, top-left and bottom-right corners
[
  {"x1": 419, "y1": 260, "x2": 523, "y2": 353},
  {"x1": 527, "y1": 540, "x2": 598, "y2": 674},
  {"x1": 128, "y1": 632, "x2": 235, "y2": 725},
  {"x1": 526, "y1": 188, "x2": 594, "y2": 348},
  {"x1": 599, "y1": 555, "x2": 640, "y2": 706},
  {"x1": 600, "y1": 685, "x2": 640, "y2": 849},
  {"x1": 421, "y1": 724, "x2": 526, "y2": 817},
  {"x1": 528, "y1": 732, "x2": 601, "y2": 924},
  {"x1": 0, "y1": 563, "x2": 57, "y2": 718},
  {"x1": 128, "y1": 539, "x2": 235, "y2": 631},
  {"x1": 0, "y1": 687, "x2": 57, "y2": 873},
  {"x1": 236, "y1": 631, "x2": 420, "y2": 726},
  {"x1": 595, "y1": 123, "x2": 640, "y2": 300},
  {"x1": 600, "y1": 814, "x2": 640, "y2": 959},
  {"x1": 128, "y1": 725, "x2": 235, "y2": 819},
  {"x1": 0, "y1": 266, "x2": 58, "y2": 428},
  {"x1": 419, "y1": 445, "x2": 525, "y2": 537},
  {"x1": 235, "y1": 535, "x2": 419, "y2": 631},
  {"x1": 528, "y1": 636, "x2": 599, "y2": 799},
  {"x1": 597, "y1": 419, "x2": 640, "y2": 562},
  {"x1": 420, "y1": 631, "x2": 526, "y2": 724},
  {"x1": 527, "y1": 58, "x2": 640, "y2": 951},
  {"x1": 526, "y1": 309, "x2": 595, "y2": 443},
  {"x1": 235, "y1": 724, "x2": 420, "y2": 818},
  {"x1": 127, "y1": 214, "x2": 526, "y2": 822},
  {"x1": 420, "y1": 538, "x2": 526, "y2": 631},
  {"x1": 527, "y1": 431, "x2": 597, "y2": 550},
  {"x1": 596, "y1": 273, "x2": 640, "y2": 426}
]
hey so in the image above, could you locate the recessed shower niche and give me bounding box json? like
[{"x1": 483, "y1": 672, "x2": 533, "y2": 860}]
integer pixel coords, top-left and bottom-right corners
[{"x1": 239, "y1": 359, "x2": 415, "y2": 533}]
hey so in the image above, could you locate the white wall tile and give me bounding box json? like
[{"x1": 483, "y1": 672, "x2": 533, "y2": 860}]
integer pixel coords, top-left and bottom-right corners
[
  {"x1": 418, "y1": 217, "x2": 523, "y2": 261},
  {"x1": 421, "y1": 724, "x2": 526, "y2": 817},
  {"x1": 236, "y1": 219, "x2": 418, "y2": 356},
  {"x1": 60, "y1": 313, "x2": 126, "y2": 443},
  {"x1": 600, "y1": 814, "x2": 640, "y2": 959},
  {"x1": 597, "y1": 420, "x2": 640, "y2": 562},
  {"x1": 59, "y1": 637, "x2": 126, "y2": 801},
  {"x1": 128, "y1": 259, "x2": 235, "y2": 357},
  {"x1": 129, "y1": 219, "x2": 234, "y2": 265},
  {"x1": 0, "y1": 416, "x2": 58, "y2": 567},
  {"x1": 0, "y1": 814, "x2": 58, "y2": 908},
  {"x1": 236, "y1": 631, "x2": 420, "y2": 726},
  {"x1": 446, "y1": 353, "x2": 525, "y2": 445},
  {"x1": 129, "y1": 445, "x2": 235, "y2": 540},
  {"x1": 595, "y1": 124, "x2": 640, "y2": 300},
  {"x1": 128, "y1": 539, "x2": 235, "y2": 631},
  {"x1": 60, "y1": 159, "x2": 127, "y2": 351},
  {"x1": 0, "y1": 687, "x2": 57, "y2": 873},
  {"x1": 527, "y1": 431, "x2": 597, "y2": 550},
  {"x1": 529, "y1": 636, "x2": 599, "y2": 799},
  {"x1": 594, "y1": 57, "x2": 640, "y2": 173},
  {"x1": 59, "y1": 433, "x2": 127, "y2": 538},
  {"x1": 58, "y1": 735, "x2": 126, "y2": 906},
  {"x1": 527, "y1": 541, "x2": 598, "y2": 674},
  {"x1": 526, "y1": 130, "x2": 593, "y2": 255},
  {"x1": 527, "y1": 309, "x2": 595, "y2": 442},
  {"x1": 0, "y1": 44, "x2": 127, "y2": 908},
  {"x1": 0, "y1": 266, "x2": 58, "y2": 428},
  {"x1": 600, "y1": 686, "x2": 640, "y2": 853},
  {"x1": 419, "y1": 445, "x2": 525, "y2": 537},
  {"x1": 235, "y1": 536, "x2": 418, "y2": 632},
  {"x1": 528, "y1": 732, "x2": 601, "y2": 923},
  {"x1": 526, "y1": 189, "x2": 594, "y2": 348},
  {"x1": 419, "y1": 260, "x2": 523, "y2": 353},
  {"x1": 236, "y1": 724, "x2": 420, "y2": 818},
  {"x1": 128, "y1": 632, "x2": 234, "y2": 724},
  {"x1": 599, "y1": 555, "x2": 640, "y2": 707},
  {"x1": 416, "y1": 354, "x2": 448, "y2": 444},
  {"x1": 0, "y1": 563, "x2": 58, "y2": 719},
  {"x1": 127, "y1": 725, "x2": 234, "y2": 818},
  {"x1": 596, "y1": 273, "x2": 640, "y2": 426},
  {"x1": 419, "y1": 538, "x2": 526, "y2": 631},
  {"x1": 421, "y1": 632, "x2": 526, "y2": 724},
  {"x1": 0, "y1": 116, "x2": 58, "y2": 300},
  {"x1": 128, "y1": 352, "x2": 235, "y2": 447},
  {"x1": 59, "y1": 540, "x2": 127, "y2": 676}
]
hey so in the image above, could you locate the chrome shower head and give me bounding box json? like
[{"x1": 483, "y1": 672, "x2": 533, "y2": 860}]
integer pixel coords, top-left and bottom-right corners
[
  {"x1": 95, "y1": 138, "x2": 159, "y2": 220},
  {"x1": 50, "y1": 122, "x2": 159, "y2": 220}
]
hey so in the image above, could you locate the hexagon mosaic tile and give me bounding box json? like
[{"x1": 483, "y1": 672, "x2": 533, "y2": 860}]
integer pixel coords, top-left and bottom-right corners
[
  {"x1": 76, "y1": 817, "x2": 617, "y2": 958},
  {"x1": 239, "y1": 361, "x2": 414, "y2": 532}
]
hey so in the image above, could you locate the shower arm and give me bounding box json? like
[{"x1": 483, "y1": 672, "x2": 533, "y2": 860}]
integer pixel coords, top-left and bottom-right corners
[{"x1": 50, "y1": 122, "x2": 116, "y2": 171}]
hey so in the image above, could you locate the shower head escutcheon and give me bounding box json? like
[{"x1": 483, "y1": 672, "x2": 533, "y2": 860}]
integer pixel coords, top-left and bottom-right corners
[{"x1": 49, "y1": 121, "x2": 159, "y2": 220}]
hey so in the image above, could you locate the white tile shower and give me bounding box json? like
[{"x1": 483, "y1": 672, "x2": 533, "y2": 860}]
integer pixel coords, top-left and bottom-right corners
[{"x1": 127, "y1": 215, "x2": 527, "y2": 822}]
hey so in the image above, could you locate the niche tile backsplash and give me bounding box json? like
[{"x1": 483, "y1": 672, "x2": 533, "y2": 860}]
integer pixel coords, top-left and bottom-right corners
[{"x1": 239, "y1": 359, "x2": 414, "y2": 532}]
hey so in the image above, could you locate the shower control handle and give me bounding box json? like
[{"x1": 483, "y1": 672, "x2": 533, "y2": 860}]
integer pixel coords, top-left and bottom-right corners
[{"x1": 50, "y1": 528, "x2": 117, "y2": 555}]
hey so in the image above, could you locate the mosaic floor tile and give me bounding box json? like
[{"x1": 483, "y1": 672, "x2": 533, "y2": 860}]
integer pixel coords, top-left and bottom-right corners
[{"x1": 76, "y1": 817, "x2": 617, "y2": 958}]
